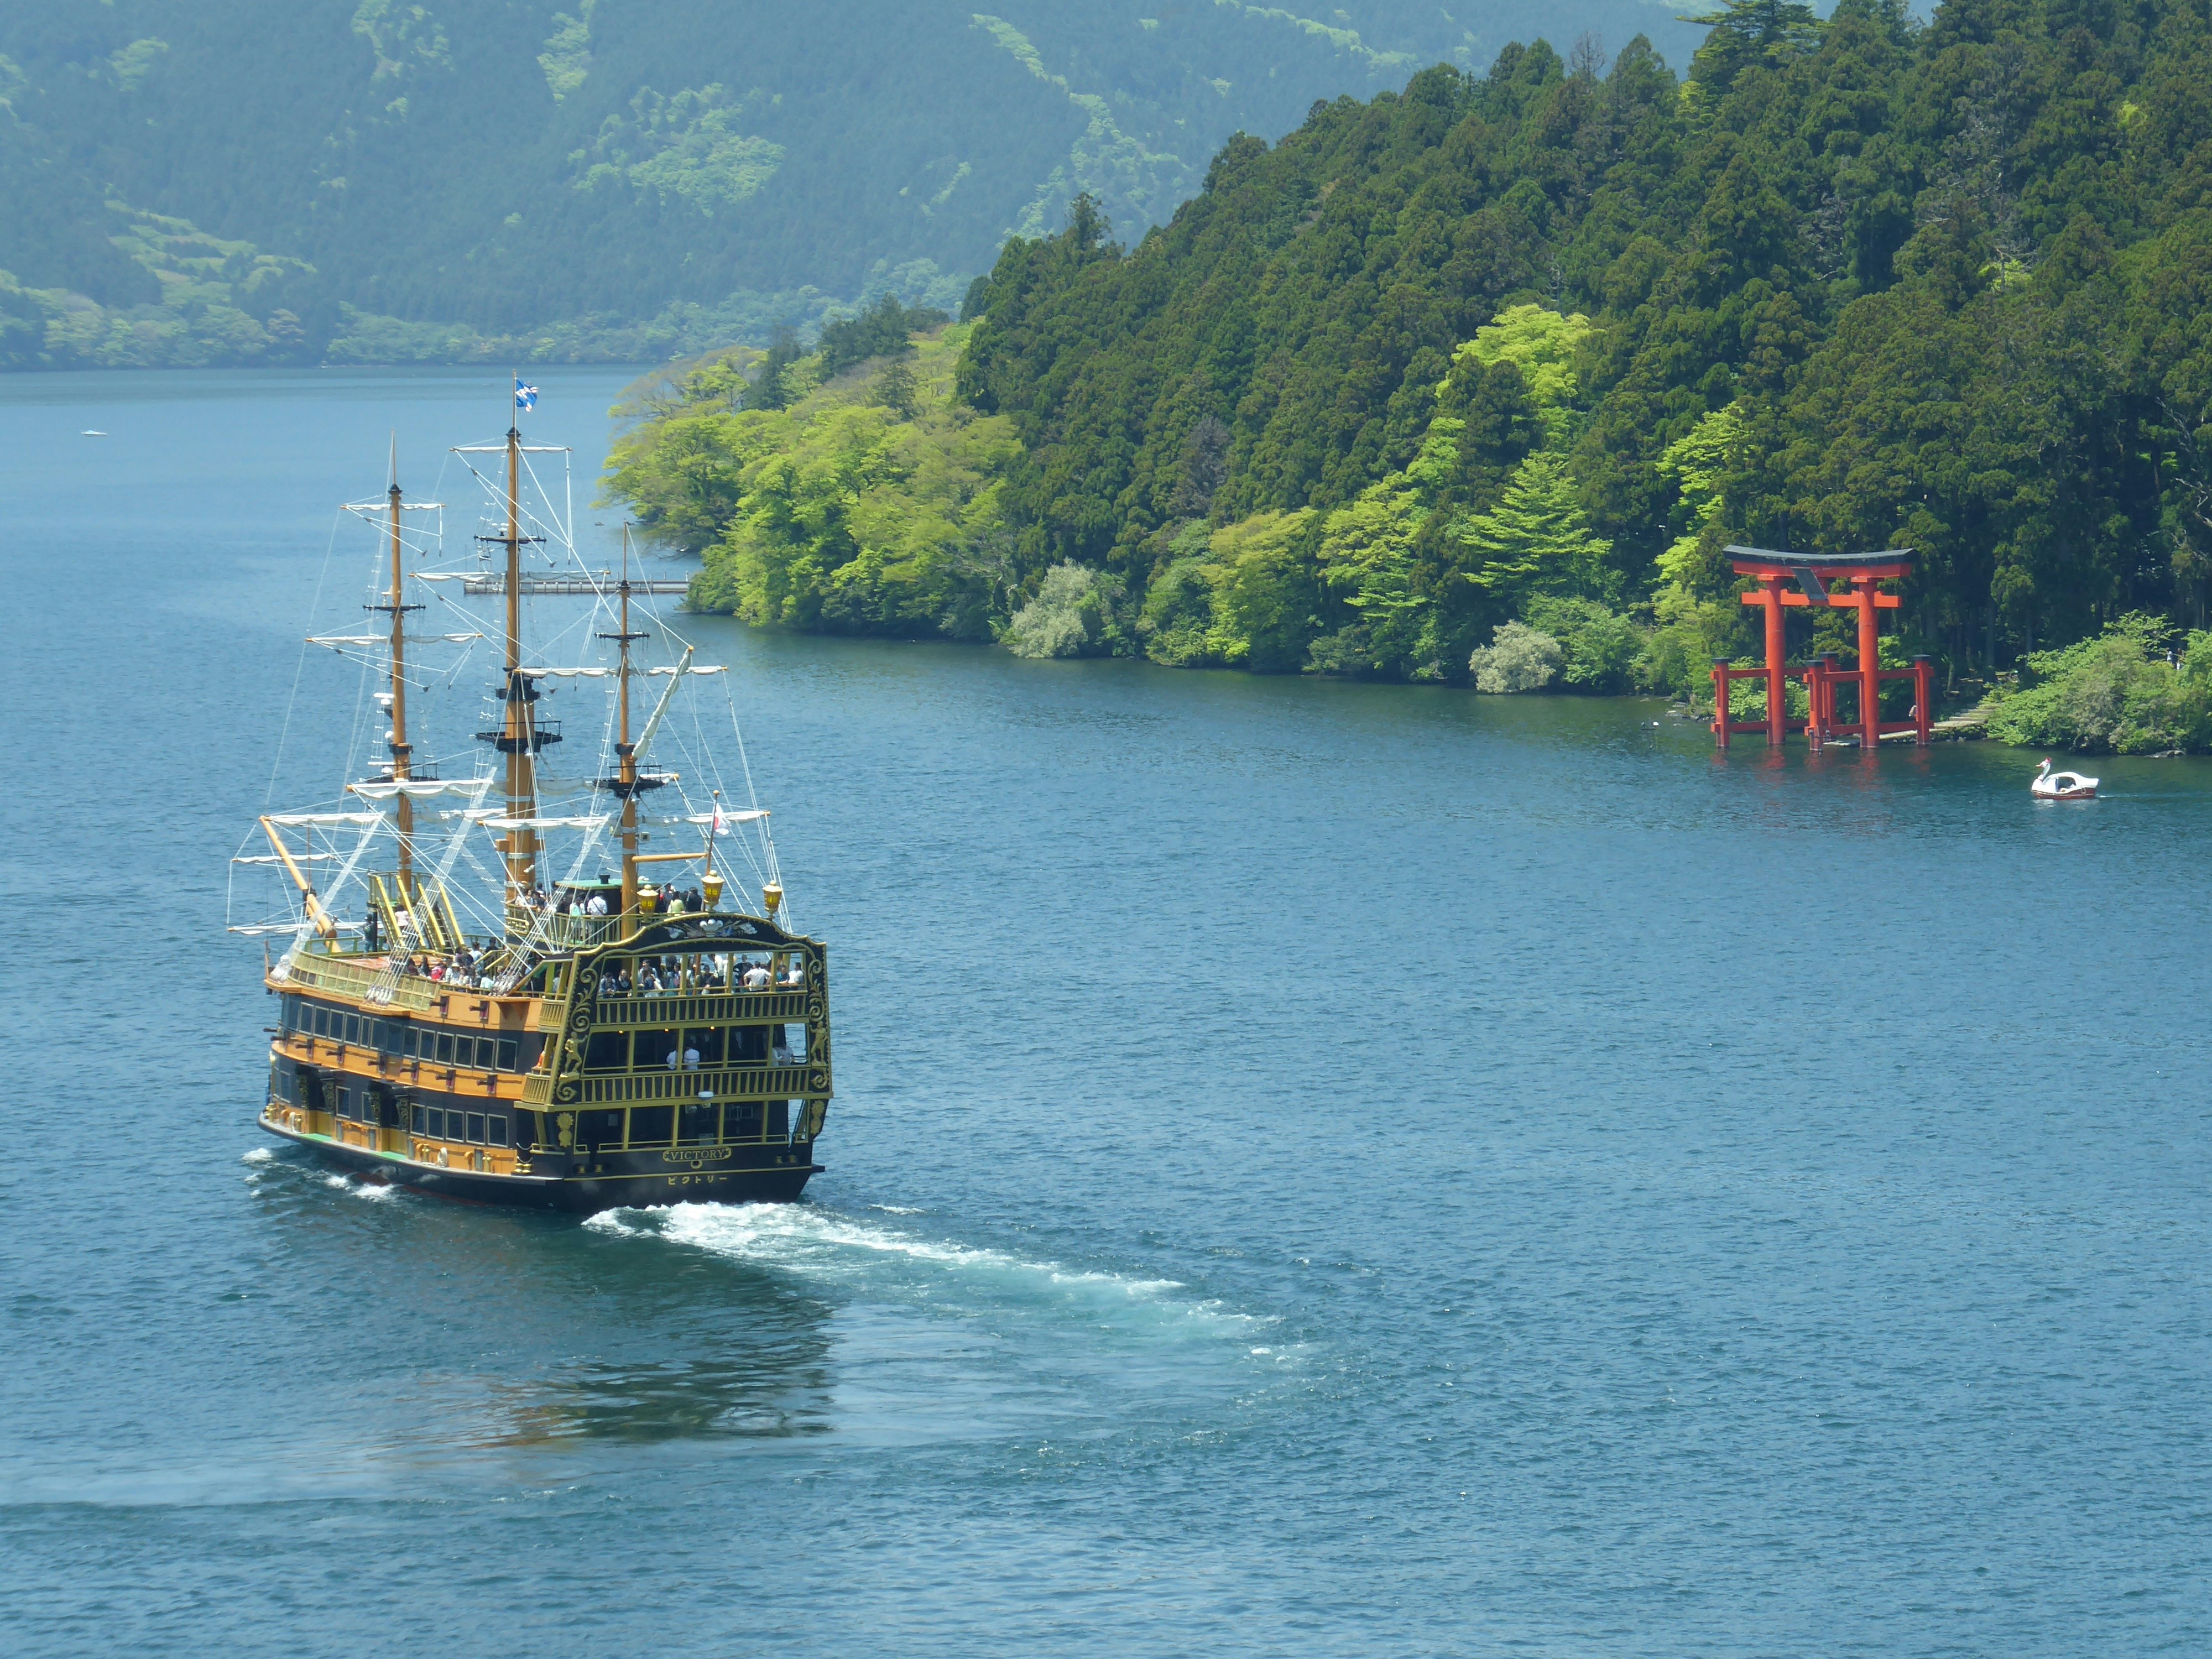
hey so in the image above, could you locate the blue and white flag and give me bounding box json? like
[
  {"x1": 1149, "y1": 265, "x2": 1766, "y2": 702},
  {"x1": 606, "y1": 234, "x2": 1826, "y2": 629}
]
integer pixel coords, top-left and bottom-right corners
[{"x1": 514, "y1": 377, "x2": 539, "y2": 413}]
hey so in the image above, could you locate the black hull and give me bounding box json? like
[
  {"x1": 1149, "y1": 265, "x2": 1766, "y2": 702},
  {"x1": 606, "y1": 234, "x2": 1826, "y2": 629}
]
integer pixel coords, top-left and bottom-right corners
[{"x1": 261, "y1": 1119, "x2": 820, "y2": 1214}]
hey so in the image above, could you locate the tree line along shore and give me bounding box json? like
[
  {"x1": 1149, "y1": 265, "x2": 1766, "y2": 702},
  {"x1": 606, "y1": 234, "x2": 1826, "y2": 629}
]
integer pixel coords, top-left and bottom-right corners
[{"x1": 606, "y1": 0, "x2": 2212, "y2": 756}]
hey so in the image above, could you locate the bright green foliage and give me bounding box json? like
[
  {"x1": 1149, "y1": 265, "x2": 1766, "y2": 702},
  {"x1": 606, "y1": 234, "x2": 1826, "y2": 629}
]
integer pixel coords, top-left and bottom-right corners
[
  {"x1": 1523, "y1": 596, "x2": 1644, "y2": 692},
  {"x1": 1003, "y1": 562, "x2": 1126, "y2": 658},
  {"x1": 1468, "y1": 621, "x2": 1563, "y2": 692},
  {"x1": 1460, "y1": 452, "x2": 1615, "y2": 604},
  {"x1": 1457, "y1": 305, "x2": 1594, "y2": 441},
  {"x1": 1203, "y1": 511, "x2": 1323, "y2": 671},
  {"x1": 1140, "y1": 512, "x2": 1322, "y2": 670},
  {"x1": 1314, "y1": 477, "x2": 1433, "y2": 675},
  {"x1": 1987, "y1": 615, "x2": 2212, "y2": 754},
  {"x1": 608, "y1": 323, "x2": 1018, "y2": 638},
  {"x1": 1654, "y1": 404, "x2": 1745, "y2": 587}
]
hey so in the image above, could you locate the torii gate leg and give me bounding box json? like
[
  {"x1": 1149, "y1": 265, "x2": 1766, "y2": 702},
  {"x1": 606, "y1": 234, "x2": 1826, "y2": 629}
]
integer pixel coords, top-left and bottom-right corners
[
  {"x1": 1855, "y1": 578, "x2": 1880, "y2": 751},
  {"x1": 1761, "y1": 576, "x2": 1787, "y2": 748}
]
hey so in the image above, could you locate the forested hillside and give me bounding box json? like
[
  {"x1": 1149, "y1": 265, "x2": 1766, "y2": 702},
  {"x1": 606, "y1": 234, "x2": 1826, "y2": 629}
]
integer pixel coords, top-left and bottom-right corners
[
  {"x1": 0, "y1": 0, "x2": 1697, "y2": 369},
  {"x1": 612, "y1": 0, "x2": 2212, "y2": 736}
]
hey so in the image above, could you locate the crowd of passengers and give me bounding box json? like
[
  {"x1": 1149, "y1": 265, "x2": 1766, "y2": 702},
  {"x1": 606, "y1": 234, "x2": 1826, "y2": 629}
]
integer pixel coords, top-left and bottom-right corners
[
  {"x1": 514, "y1": 883, "x2": 709, "y2": 917},
  {"x1": 597, "y1": 952, "x2": 801, "y2": 996},
  {"x1": 399, "y1": 947, "x2": 502, "y2": 989}
]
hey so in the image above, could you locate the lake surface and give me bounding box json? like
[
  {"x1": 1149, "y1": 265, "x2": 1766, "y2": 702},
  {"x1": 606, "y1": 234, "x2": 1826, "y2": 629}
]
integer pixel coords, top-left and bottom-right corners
[{"x1": 2, "y1": 368, "x2": 2208, "y2": 1657}]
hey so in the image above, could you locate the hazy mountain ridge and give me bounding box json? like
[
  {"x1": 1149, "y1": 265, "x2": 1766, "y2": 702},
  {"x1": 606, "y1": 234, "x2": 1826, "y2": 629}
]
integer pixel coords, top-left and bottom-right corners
[{"x1": 0, "y1": 0, "x2": 1699, "y2": 368}]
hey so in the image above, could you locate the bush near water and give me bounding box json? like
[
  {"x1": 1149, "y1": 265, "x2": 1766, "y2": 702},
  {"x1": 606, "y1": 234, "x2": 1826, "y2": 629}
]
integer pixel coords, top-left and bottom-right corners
[{"x1": 606, "y1": 0, "x2": 2212, "y2": 751}]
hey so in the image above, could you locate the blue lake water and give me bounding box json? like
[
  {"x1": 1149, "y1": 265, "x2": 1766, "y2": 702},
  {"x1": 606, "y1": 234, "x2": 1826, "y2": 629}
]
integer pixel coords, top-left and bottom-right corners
[{"x1": 2, "y1": 368, "x2": 2208, "y2": 1656}]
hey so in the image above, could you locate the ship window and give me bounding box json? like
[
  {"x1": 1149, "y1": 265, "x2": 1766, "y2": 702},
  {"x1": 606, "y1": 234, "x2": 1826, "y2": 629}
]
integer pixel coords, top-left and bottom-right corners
[
  {"x1": 579, "y1": 1109, "x2": 623, "y2": 1151},
  {"x1": 343, "y1": 1015, "x2": 360, "y2": 1045},
  {"x1": 642, "y1": 1029, "x2": 680, "y2": 1070},
  {"x1": 435, "y1": 1033, "x2": 454, "y2": 1065},
  {"x1": 585, "y1": 1031, "x2": 627, "y2": 1071},
  {"x1": 428, "y1": 1107, "x2": 449, "y2": 1139},
  {"x1": 731, "y1": 1025, "x2": 770, "y2": 1065},
  {"x1": 513, "y1": 1110, "x2": 538, "y2": 1150},
  {"x1": 411, "y1": 1104, "x2": 428, "y2": 1135},
  {"x1": 311, "y1": 1006, "x2": 328, "y2": 1036},
  {"x1": 333, "y1": 1086, "x2": 352, "y2": 1120},
  {"x1": 401, "y1": 1027, "x2": 418, "y2": 1059},
  {"x1": 451, "y1": 1036, "x2": 474, "y2": 1068},
  {"x1": 678, "y1": 1102, "x2": 718, "y2": 1144},
  {"x1": 768, "y1": 1100, "x2": 790, "y2": 1139},
  {"x1": 629, "y1": 1104, "x2": 674, "y2": 1148},
  {"x1": 725, "y1": 1102, "x2": 763, "y2": 1142},
  {"x1": 498, "y1": 1040, "x2": 518, "y2": 1071},
  {"x1": 465, "y1": 1112, "x2": 486, "y2": 1145},
  {"x1": 685, "y1": 1029, "x2": 724, "y2": 1066},
  {"x1": 487, "y1": 1115, "x2": 508, "y2": 1147}
]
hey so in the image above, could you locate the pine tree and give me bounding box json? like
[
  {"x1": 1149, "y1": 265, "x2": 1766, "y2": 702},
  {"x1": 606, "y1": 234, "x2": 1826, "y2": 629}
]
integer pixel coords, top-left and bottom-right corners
[
  {"x1": 870, "y1": 355, "x2": 921, "y2": 420},
  {"x1": 1459, "y1": 453, "x2": 1614, "y2": 602},
  {"x1": 747, "y1": 325, "x2": 802, "y2": 412}
]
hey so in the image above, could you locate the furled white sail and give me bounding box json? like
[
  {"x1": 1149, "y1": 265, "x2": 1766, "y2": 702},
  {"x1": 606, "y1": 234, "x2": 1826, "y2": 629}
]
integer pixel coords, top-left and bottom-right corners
[{"x1": 348, "y1": 779, "x2": 495, "y2": 800}]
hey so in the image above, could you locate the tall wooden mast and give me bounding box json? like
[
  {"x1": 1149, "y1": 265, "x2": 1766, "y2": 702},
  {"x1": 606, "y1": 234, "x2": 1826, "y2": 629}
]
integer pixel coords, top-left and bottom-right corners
[
  {"x1": 499, "y1": 418, "x2": 538, "y2": 899},
  {"x1": 601, "y1": 525, "x2": 649, "y2": 920},
  {"x1": 384, "y1": 440, "x2": 414, "y2": 889}
]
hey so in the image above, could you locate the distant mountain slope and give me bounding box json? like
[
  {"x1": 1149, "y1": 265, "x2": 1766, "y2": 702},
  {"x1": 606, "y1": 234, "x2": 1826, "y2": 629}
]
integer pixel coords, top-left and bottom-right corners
[{"x1": 0, "y1": 0, "x2": 1702, "y2": 366}]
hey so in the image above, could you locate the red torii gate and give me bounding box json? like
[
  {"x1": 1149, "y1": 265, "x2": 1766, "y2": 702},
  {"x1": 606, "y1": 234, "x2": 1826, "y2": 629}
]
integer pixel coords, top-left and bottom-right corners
[{"x1": 1712, "y1": 546, "x2": 1933, "y2": 751}]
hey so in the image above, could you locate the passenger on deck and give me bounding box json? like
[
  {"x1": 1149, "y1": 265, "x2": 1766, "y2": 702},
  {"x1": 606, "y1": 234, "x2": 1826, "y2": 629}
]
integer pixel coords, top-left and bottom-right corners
[
  {"x1": 587, "y1": 891, "x2": 608, "y2": 916},
  {"x1": 743, "y1": 962, "x2": 771, "y2": 991},
  {"x1": 665, "y1": 1046, "x2": 681, "y2": 1070},
  {"x1": 684, "y1": 1044, "x2": 701, "y2": 1070}
]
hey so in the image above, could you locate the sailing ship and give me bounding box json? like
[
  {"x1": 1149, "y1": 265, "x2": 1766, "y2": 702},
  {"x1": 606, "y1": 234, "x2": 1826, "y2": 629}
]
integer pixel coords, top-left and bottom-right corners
[{"x1": 234, "y1": 400, "x2": 831, "y2": 1212}]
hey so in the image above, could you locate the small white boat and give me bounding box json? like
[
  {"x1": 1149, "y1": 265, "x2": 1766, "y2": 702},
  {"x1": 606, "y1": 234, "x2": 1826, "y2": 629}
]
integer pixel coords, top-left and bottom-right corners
[
  {"x1": 2031, "y1": 757, "x2": 2098, "y2": 800},
  {"x1": 81, "y1": 429, "x2": 107, "y2": 436}
]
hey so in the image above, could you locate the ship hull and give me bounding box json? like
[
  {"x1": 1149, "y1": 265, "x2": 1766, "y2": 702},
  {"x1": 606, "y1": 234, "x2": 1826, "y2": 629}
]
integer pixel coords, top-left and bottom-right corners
[{"x1": 259, "y1": 1117, "x2": 820, "y2": 1213}]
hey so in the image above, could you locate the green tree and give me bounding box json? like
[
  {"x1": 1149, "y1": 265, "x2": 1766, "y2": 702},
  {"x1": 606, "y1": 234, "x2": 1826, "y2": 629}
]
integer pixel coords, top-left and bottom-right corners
[{"x1": 1460, "y1": 453, "x2": 1616, "y2": 604}]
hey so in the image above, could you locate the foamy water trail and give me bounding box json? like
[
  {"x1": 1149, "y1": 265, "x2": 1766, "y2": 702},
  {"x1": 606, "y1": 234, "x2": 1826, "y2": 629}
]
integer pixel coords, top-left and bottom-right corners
[
  {"x1": 590, "y1": 1202, "x2": 1277, "y2": 1350},
  {"x1": 319, "y1": 1172, "x2": 401, "y2": 1202}
]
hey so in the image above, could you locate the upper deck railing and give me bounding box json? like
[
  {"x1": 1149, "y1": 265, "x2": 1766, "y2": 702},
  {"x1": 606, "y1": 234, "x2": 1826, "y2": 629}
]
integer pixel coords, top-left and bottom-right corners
[
  {"x1": 505, "y1": 905, "x2": 627, "y2": 951},
  {"x1": 589, "y1": 989, "x2": 812, "y2": 1026}
]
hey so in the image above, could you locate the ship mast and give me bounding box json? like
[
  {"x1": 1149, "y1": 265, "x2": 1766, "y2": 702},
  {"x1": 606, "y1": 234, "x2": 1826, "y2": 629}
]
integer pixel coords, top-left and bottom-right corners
[
  {"x1": 601, "y1": 525, "x2": 649, "y2": 921},
  {"x1": 499, "y1": 416, "x2": 538, "y2": 901},
  {"x1": 378, "y1": 438, "x2": 418, "y2": 890}
]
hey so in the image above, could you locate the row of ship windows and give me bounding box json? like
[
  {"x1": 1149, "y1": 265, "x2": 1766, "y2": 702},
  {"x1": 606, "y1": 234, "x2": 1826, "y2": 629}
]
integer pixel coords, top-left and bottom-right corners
[
  {"x1": 580, "y1": 1026, "x2": 801, "y2": 1072},
  {"x1": 270, "y1": 1071, "x2": 797, "y2": 1150},
  {"x1": 283, "y1": 998, "x2": 520, "y2": 1071},
  {"x1": 567, "y1": 1102, "x2": 794, "y2": 1150},
  {"x1": 273, "y1": 1071, "x2": 514, "y2": 1147}
]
